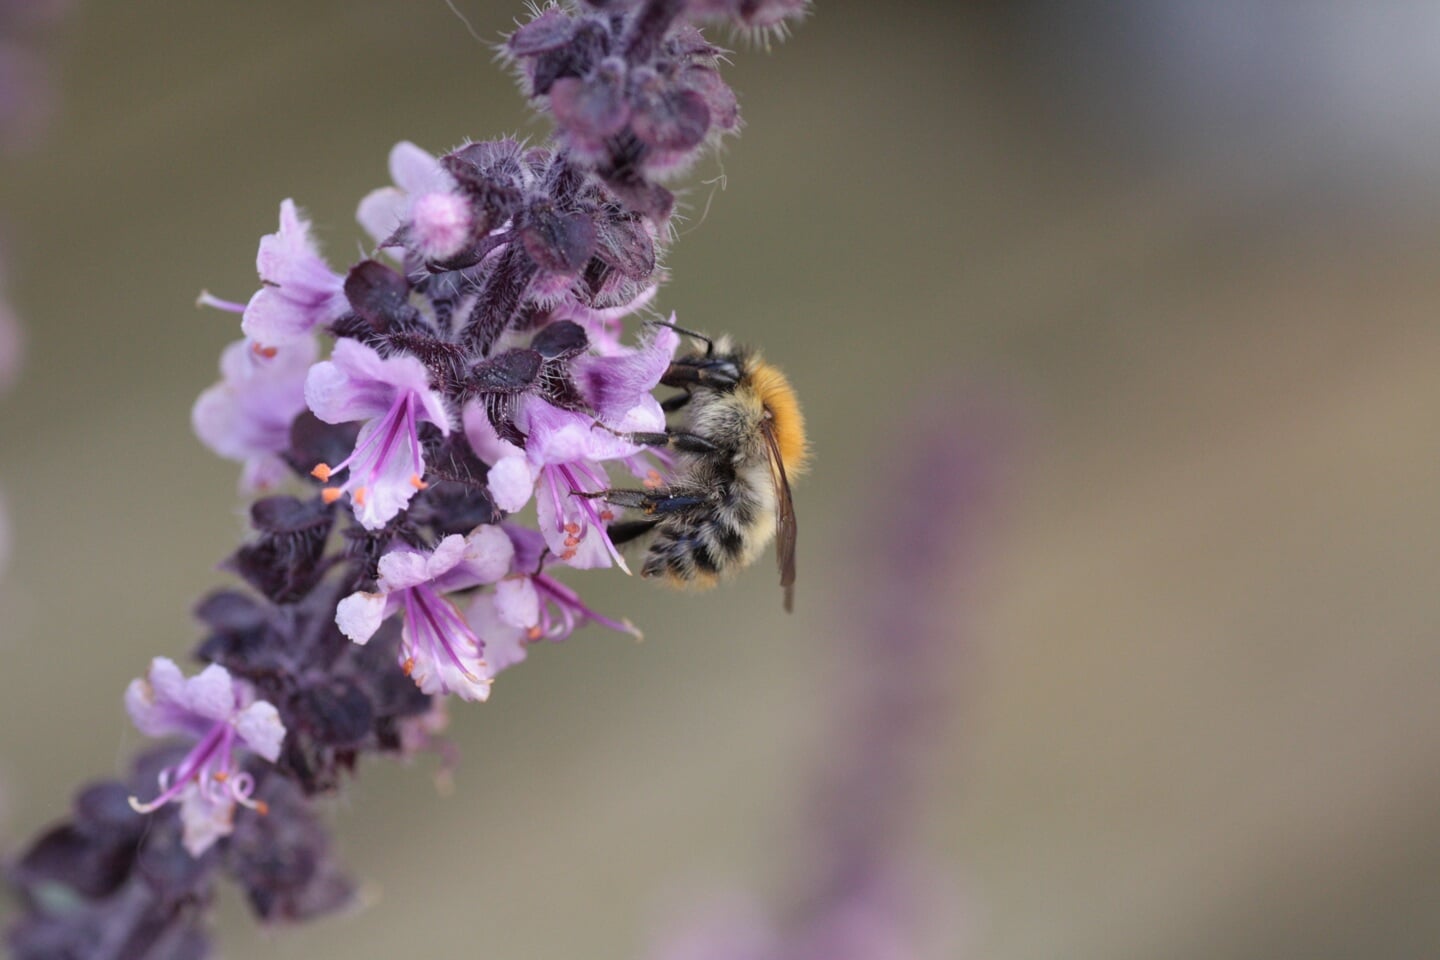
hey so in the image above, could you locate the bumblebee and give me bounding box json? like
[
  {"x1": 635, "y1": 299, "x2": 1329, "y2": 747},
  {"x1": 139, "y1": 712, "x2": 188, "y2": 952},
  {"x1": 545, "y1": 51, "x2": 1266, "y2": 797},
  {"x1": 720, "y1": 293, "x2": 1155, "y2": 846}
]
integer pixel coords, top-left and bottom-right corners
[{"x1": 593, "y1": 325, "x2": 808, "y2": 610}]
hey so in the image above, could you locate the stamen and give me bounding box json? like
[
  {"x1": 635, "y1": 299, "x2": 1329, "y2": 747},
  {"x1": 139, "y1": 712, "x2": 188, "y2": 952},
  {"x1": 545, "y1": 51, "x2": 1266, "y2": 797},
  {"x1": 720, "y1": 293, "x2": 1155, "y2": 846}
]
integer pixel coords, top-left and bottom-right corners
[
  {"x1": 311, "y1": 463, "x2": 333, "y2": 481},
  {"x1": 403, "y1": 656, "x2": 416, "y2": 675},
  {"x1": 196, "y1": 290, "x2": 247, "y2": 313},
  {"x1": 410, "y1": 474, "x2": 428, "y2": 490},
  {"x1": 251, "y1": 343, "x2": 278, "y2": 360},
  {"x1": 354, "y1": 486, "x2": 368, "y2": 506},
  {"x1": 322, "y1": 487, "x2": 343, "y2": 504}
]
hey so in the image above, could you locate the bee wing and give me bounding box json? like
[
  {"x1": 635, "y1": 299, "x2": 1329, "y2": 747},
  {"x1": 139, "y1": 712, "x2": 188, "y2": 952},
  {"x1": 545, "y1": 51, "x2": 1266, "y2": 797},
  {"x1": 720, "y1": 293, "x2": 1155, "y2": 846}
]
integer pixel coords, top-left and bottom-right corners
[{"x1": 761, "y1": 418, "x2": 798, "y2": 612}]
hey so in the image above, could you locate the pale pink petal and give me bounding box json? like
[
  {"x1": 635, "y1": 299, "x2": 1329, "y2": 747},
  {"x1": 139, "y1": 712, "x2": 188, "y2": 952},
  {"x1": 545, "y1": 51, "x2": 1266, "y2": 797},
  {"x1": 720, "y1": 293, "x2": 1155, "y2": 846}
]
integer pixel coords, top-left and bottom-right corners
[
  {"x1": 178, "y1": 784, "x2": 235, "y2": 857},
  {"x1": 467, "y1": 593, "x2": 530, "y2": 675},
  {"x1": 233, "y1": 701, "x2": 285, "y2": 762},
  {"x1": 488, "y1": 454, "x2": 537, "y2": 512},
  {"x1": 335, "y1": 591, "x2": 387, "y2": 644},
  {"x1": 183, "y1": 664, "x2": 237, "y2": 723},
  {"x1": 495, "y1": 576, "x2": 540, "y2": 629}
]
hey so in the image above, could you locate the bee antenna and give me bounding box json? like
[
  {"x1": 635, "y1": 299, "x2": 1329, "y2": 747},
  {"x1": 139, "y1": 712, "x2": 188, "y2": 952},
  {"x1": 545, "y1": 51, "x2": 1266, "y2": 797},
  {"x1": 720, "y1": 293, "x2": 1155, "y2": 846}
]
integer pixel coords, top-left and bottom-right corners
[{"x1": 647, "y1": 318, "x2": 714, "y2": 353}]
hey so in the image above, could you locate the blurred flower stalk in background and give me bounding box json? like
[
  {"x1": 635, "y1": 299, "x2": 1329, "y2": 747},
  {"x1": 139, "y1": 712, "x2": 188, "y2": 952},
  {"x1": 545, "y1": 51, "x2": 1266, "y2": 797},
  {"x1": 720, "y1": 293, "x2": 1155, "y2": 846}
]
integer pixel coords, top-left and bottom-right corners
[
  {"x1": 5, "y1": 1, "x2": 811, "y2": 956},
  {"x1": 0, "y1": 0, "x2": 69, "y2": 576},
  {"x1": 649, "y1": 399, "x2": 1006, "y2": 960}
]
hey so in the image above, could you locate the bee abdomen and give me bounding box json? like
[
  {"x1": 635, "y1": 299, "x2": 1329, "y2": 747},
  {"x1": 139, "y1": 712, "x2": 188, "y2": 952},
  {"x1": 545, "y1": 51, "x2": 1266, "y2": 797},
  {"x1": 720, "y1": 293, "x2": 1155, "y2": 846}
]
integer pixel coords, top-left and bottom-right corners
[{"x1": 643, "y1": 515, "x2": 749, "y2": 586}]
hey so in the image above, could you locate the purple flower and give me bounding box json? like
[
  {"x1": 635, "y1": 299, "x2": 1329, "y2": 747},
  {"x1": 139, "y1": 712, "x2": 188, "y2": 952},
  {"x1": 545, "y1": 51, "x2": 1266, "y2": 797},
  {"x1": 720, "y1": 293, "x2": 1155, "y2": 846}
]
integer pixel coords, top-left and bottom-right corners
[
  {"x1": 125, "y1": 657, "x2": 286, "y2": 857},
  {"x1": 572, "y1": 316, "x2": 678, "y2": 426},
  {"x1": 335, "y1": 526, "x2": 513, "y2": 701},
  {"x1": 241, "y1": 200, "x2": 349, "y2": 348},
  {"x1": 305, "y1": 337, "x2": 452, "y2": 530},
  {"x1": 192, "y1": 337, "x2": 316, "y2": 493},
  {"x1": 465, "y1": 526, "x2": 641, "y2": 673},
  {"x1": 356, "y1": 140, "x2": 472, "y2": 260}
]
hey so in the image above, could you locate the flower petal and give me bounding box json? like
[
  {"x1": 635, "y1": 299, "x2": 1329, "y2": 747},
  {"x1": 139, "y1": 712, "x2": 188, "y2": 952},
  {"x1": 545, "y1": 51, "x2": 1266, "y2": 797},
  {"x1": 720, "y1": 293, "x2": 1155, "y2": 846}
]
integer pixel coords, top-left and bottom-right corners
[
  {"x1": 184, "y1": 664, "x2": 238, "y2": 723},
  {"x1": 495, "y1": 576, "x2": 540, "y2": 629},
  {"x1": 335, "y1": 591, "x2": 387, "y2": 645},
  {"x1": 234, "y1": 700, "x2": 285, "y2": 762}
]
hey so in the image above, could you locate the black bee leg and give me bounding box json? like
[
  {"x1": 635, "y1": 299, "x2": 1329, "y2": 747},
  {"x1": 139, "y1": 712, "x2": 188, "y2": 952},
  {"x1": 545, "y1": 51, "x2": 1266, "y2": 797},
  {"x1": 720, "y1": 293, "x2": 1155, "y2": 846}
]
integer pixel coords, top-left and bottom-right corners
[
  {"x1": 660, "y1": 360, "x2": 739, "y2": 389},
  {"x1": 590, "y1": 419, "x2": 721, "y2": 455},
  {"x1": 661, "y1": 391, "x2": 693, "y2": 413},
  {"x1": 606, "y1": 519, "x2": 658, "y2": 546},
  {"x1": 574, "y1": 488, "x2": 708, "y2": 516},
  {"x1": 609, "y1": 429, "x2": 721, "y2": 455}
]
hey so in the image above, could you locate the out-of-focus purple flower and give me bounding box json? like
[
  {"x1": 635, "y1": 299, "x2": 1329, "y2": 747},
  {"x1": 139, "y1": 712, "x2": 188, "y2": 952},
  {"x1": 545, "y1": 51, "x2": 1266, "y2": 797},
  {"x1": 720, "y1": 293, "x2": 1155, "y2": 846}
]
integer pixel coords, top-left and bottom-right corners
[
  {"x1": 125, "y1": 658, "x2": 286, "y2": 857},
  {"x1": 192, "y1": 337, "x2": 316, "y2": 493},
  {"x1": 305, "y1": 337, "x2": 452, "y2": 530},
  {"x1": 0, "y1": 0, "x2": 70, "y2": 156},
  {"x1": 0, "y1": 276, "x2": 19, "y2": 392},
  {"x1": 335, "y1": 526, "x2": 513, "y2": 701},
  {"x1": 240, "y1": 200, "x2": 348, "y2": 348}
]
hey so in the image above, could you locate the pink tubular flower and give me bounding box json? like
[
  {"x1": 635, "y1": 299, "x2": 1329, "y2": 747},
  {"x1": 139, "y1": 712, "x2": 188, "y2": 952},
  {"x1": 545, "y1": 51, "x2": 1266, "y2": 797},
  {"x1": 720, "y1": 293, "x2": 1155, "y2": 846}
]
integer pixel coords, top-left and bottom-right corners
[
  {"x1": 335, "y1": 526, "x2": 514, "y2": 701},
  {"x1": 192, "y1": 337, "x2": 316, "y2": 493},
  {"x1": 305, "y1": 337, "x2": 452, "y2": 530},
  {"x1": 467, "y1": 527, "x2": 641, "y2": 675},
  {"x1": 125, "y1": 658, "x2": 286, "y2": 857},
  {"x1": 240, "y1": 200, "x2": 348, "y2": 349}
]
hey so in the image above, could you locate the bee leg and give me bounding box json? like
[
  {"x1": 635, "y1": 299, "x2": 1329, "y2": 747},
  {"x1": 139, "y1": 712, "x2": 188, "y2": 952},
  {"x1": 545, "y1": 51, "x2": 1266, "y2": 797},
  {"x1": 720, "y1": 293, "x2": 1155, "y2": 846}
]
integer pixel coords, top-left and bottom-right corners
[
  {"x1": 575, "y1": 488, "x2": 709, "y2": 516},
  {"x1": 660, "y1": 359, "x2": 740, "y2": 389},
  {"x1": 607, "y1": 519, "x2": 658, "y2": 546},
  {"x1": 661, "y1": 391, "x2": 693, "y2": 413},
  {"x1": 616, "y1": 430, "x2": 721, "y2": 455}
]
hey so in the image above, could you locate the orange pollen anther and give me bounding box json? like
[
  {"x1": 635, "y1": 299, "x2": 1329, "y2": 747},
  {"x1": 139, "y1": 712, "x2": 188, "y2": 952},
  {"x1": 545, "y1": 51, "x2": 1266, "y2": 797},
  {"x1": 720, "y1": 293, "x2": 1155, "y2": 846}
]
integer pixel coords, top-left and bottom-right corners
[
  {"x1": 563, "y1": 522, "x2": 581, "y2": 535},
  {"x1": 321, "y1": 488, "x2": 343, "y2": 504},
  {"x1": 212, "y1": 771, "x2": 228, "y2": 782},
  {"x1": 527, "y1": 626, "x2": 543, "y2": 641},
  {"x1": 311, "y1": 463, "x2": 333, "y2": 482},
  {"x1": 402, "y1": 657, "x2": 416, "y2": 676},
  {"x1": 253, "y1": 800, "x2": 270, "y2": 816},
  {"x1": 564, "y1": 535, "x2": 581, "y2": 547},
  {"x1": 560, "y1": 549, "x2": 576, "y2": 561},
  {"x1": 410, "y1": 474, "x2": 428, "y2": 490},
  {"x1": 251, "y1": 343, "x2": 278, "y2": 360},
  {"x1": 599, "y1": 509, "x2": 614, "y2": 522},
  {"x1": 644, "y1": 470, "x2": 662, "y2": 489},
  {"x1": 353, "y1": 486, "x2": 368, "y2": 506}
]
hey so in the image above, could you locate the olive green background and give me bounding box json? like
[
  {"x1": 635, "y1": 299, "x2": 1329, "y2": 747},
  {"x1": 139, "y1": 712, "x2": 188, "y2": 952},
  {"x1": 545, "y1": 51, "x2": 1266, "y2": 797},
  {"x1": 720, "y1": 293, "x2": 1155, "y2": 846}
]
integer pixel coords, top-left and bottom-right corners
[{"x1": 1, "y1": 2, "x2": 1438, "y2": 957}]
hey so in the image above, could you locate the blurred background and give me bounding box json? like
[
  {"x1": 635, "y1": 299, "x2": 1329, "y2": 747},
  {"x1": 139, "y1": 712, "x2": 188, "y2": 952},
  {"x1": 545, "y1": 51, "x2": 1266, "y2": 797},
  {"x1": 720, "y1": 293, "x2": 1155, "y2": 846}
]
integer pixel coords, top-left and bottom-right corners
[{"x1": 2, "y1": 1, "x2": 1439, "y2": 957}]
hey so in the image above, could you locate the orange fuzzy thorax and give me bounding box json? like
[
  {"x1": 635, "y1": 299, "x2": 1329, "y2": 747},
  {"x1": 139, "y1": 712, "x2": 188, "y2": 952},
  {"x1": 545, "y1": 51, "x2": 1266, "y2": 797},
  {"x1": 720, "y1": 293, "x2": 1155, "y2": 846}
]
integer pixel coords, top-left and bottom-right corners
[{"x1": 751, "y1": 359, "x2": 809, "y2": 475}]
